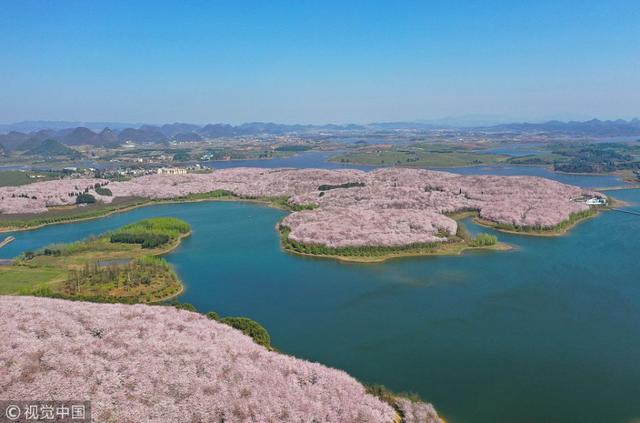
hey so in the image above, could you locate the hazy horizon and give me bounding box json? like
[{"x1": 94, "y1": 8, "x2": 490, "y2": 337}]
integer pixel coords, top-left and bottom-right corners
[
  {"x1": 1, "y1": 1, "x2": 639, "y2": 124},
  {"x1": 2, "y1": 114, "x2": 640, "y2": 130}
]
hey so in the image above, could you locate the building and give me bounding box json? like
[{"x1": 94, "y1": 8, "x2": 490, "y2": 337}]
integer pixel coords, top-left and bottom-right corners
[
  {"x1": 157, "y1": 167, "x2": 187, "y2": 175},
  {"x1": 586, "y1": 197, "x2": 606, "y2": 206}
]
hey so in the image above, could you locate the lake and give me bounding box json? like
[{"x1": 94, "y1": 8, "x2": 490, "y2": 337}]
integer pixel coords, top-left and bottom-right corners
[
  {"x1": 203, "y1": 150, "x2": 628, "y2": 188},
  {"x1": 1, "y1": 188, "x2": 639, "y2": 423},
  {"x1": 7, "y1": 148, "x2": 629, "y2": 189}
]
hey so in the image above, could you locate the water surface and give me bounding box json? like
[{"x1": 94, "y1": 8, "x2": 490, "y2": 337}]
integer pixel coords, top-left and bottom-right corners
[{"x1": 2, "y1": 189, "x2": 639, "y2": 423}]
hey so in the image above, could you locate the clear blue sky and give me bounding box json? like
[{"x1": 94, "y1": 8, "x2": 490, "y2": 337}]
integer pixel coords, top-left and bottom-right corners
[{"x1": 1, "y1": 0, "x2": 639, "y2": 124}]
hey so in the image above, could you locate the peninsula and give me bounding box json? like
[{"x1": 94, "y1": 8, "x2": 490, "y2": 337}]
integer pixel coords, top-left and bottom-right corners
[
  {"x1": 0, "y1": 167, "x2": 606, "y2": 261},
  {"x1": 0, "y1": 217, "x2": 190, "y2": 301}
]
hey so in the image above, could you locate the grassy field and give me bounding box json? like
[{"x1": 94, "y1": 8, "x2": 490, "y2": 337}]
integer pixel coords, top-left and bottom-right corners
[
  {"x1": 507, "y1": 142, "x2": 640, "y2": 174},
  {"x1": 0, "y1": 170, "x2": 58, "y2": 187},
  {"x1": 0, "y1": 267, "x2": 66, "y2": 295},
  {"x1": 0, "y1": 217, "x2": 190, "y2": 302},
  {"x1": 0, "y1": 196, "x2": 150, "y2": 231},
  {"x1": 330, "y1": 145, "x2": 508, "y2": 167}
]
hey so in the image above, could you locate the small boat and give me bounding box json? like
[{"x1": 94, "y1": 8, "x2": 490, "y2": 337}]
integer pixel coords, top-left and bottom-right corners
[{"x1": 0, "y1": 236, "x2": 16, "y2": 249}]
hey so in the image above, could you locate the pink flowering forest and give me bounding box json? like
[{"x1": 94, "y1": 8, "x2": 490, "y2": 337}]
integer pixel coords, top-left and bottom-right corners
[
  {"x1": 0, "y1": 167, "x2": 602, "y2": 248},
  {"x1": 0, "y1": 296, "x2": 442, "y2": 423}
]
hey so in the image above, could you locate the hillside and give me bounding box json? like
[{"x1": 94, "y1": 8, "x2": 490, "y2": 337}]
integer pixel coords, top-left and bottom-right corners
[
  {"x1": 488, "y1": 118, "x2": 640, "y2": 136},
  {"x1": 0, "y1": 296, "x2": 442, "y2": 422},
  {"x1": 118, "y1": 127, "x2": 167, "y2": 143},
  {"x1": 60, "y1": 126, "x2": 118, "y2": 146},
  {"x1": 24, "y1": 139, "x2": 83, "y2": 159},
  {"x1": 0, "y1": 131, "x2": 30, "y2": 150}
]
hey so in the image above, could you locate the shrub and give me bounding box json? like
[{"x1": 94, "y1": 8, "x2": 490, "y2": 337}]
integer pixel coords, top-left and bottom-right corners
[
  {"x1": 110, "y1": 232, "x2": 171, "y2": 248},
  {"x1": 206, "y1": 311, "x2": 220, "y2": 321},
  {"x1": 221, "y1": 317, "x2": 271, "y2": 348},
  {"x1": 75, "y1": 193, "x2": 96, "y2": 204},
  {"x1": 470, "y1": 233, "x2": 497, "y2": 247},
  {"x1": 317, "y1": 182, "x2": 365, "y2": 191},
  {"x1": 109, "y1": 217, "x2": 191, "y2": 248},
  {"x1": 95, "y1": 186, "x2": 112, "y2": 196},
  {"x1": 172, "y1": 302, "x2": 197, "y2": 312}
]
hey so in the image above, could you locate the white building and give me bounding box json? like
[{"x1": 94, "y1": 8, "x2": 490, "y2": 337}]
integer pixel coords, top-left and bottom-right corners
[
  {"x1": 157, "y1": 167, "x2": 187, "y2": 175},
  {"x1": 586, "y1": 197, "x2": 606, "y2": 206}
]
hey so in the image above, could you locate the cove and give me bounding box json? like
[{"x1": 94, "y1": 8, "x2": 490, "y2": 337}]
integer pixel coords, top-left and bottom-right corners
[{"x1": 1, "y1": 190, "x2": 640, "y2": 423}]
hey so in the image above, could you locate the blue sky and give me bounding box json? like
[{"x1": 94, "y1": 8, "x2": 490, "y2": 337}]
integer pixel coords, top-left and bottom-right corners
[{"x1": 1, "y1": 0, "x2": 639, "y2": 124}]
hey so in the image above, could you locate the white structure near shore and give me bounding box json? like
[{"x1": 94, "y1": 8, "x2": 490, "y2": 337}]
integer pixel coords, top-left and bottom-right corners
[
  {"x1": 586, "y1": 197, "x2": 606, "y2": 205},
  {"x1": 157, "y1": 167, "x2": 187, "y2": 175}
]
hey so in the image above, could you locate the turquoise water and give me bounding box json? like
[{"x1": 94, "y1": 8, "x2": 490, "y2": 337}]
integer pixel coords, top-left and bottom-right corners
[{"x1": 1, "y1": 190, "x2": 639, "y2": 423}]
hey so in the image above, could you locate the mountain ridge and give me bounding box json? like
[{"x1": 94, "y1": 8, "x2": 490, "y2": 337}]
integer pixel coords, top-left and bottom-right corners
[{"x1": 1, "y1": 118, "x2": 639, "y2": 150}]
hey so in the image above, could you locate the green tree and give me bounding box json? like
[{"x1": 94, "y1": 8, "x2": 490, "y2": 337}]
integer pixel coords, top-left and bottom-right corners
[{"x1": 222, "y1": 317, "x2": 271, "y2": 348}]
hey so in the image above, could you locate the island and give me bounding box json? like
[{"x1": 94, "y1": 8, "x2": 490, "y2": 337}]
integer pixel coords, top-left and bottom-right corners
[{"x1": 0, "y1": 167, "x2": 607, "y2": 262}]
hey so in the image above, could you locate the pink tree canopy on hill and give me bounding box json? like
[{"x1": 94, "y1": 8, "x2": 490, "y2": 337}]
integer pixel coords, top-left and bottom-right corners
[{"x1": 0, "y1": 296, "x2": 443, "y2": 422}]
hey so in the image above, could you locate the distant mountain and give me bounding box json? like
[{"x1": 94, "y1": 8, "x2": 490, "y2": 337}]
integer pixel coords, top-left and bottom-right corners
[
  {"x1": 159, "y1": 123, "x2": 202, "y2": 137},
  {"x1": 173, "y1": 132, "x2": 203, "y2": 142},
  {"x1": 24, "y1": 139, "x2": 83, "y2": 158},
  {"x1": 98, "y1": 128, "x2": 119, "y2": 146},
  {"x1": 16, "y1": 137, "x2": 46, "y2": 151},
  {"x1": 198, "y1": 123, "x2": 240, "y2": 138},
  {"x1": 2, "y1": 119, "x2": 639, "y2": 144},
  {"x1": 487, "y1": 118, "x2": 640, "y2": 136},
  {"x1": 27, "y1": 129, "x2": 57, "y2": 143},
  {"x1": 367, "y1": 121, "x2": 440, "y2": 130},
  {"x1": 0, "y1": 121, "x2": 138, "y2": 133},
  {"x1": 0, "y1": 129, "x2": 59, "y2": 151},
  {"x1": 118, "y1": 128, "x2": 167, "y2": 143},
  {"x1": 196, "y1": 122, "x2": 366, "y2": 138},
  {"x1": 61, "y1": 127, "x2": 103, "y2": 146},
  {"x1": 58, "y1": 127, "x2": 120, "y2": 146},
  {"x1": 0, "y1": 131, "x2": 31, "y2": 150}
]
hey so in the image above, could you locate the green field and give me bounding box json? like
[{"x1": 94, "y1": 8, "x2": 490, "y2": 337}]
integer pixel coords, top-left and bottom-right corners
[
  {"x1": 330, "y1": 145, "x2": 508, "y2": 167},
  {"x1": 0, "y1": 170, "x2": 57, "y2": 187},
  {"x1": 507, "y1": 142, "x2": 640, "y2": 174},
  {"x1": 0, "y1": 217, "x2": 191, "y2": 302},
  {"x1": 0, "y1": 267, "x2": 66, "y2": 295}
]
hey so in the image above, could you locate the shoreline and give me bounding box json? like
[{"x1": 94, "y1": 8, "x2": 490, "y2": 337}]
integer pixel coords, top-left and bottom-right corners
[
  {"x1": 150, "y1": 230, "x2": 192, "y2": 303},
  {"x1": 0, "y1": 195, "x2": 291, "y2": 234},
  {"x1": 472, "y1": 209, "x2": 601, "y2": 237},
  {"x1": 277, "y1": 220, "x2": 512, "y2": 263},
  {"x1": 0, "y1": 195, "x2": 608, "y2": 262},
  {"x1": 594, "y1": 184, "x2": 640, "y2": 192},
  {"x1": 3, "y1": 222, "x2": 193, "y2": 304},
  {"x1": 280, "y1": 239, "x2": 512, "y2": 263}
]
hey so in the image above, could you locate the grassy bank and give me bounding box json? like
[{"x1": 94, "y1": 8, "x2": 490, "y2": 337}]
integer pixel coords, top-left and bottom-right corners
[
  {"x1": 0, "y1": 196, "x2": 151, "y2": 232},
  {"x1": 473, "y1": 208, "x2": 599, "y2": 237},
  {"x1": 329, "y1": 146, "x2": 508, "y2": 168},
  {"x1": 0, "y1": 217, "x2": 191, "y2": 303},
  {"x1": 278, "y1": 223, "x2": 509, "y2": 263},
  {"x1": 0, "y1": 191, "x2": 317, "y2": 233},
  {"x1": 0, "y1": 170, "x2": 60, "y2": 187},
  {"x1": 276, "y1": 205, "x2": 603, "y2": 262}
]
